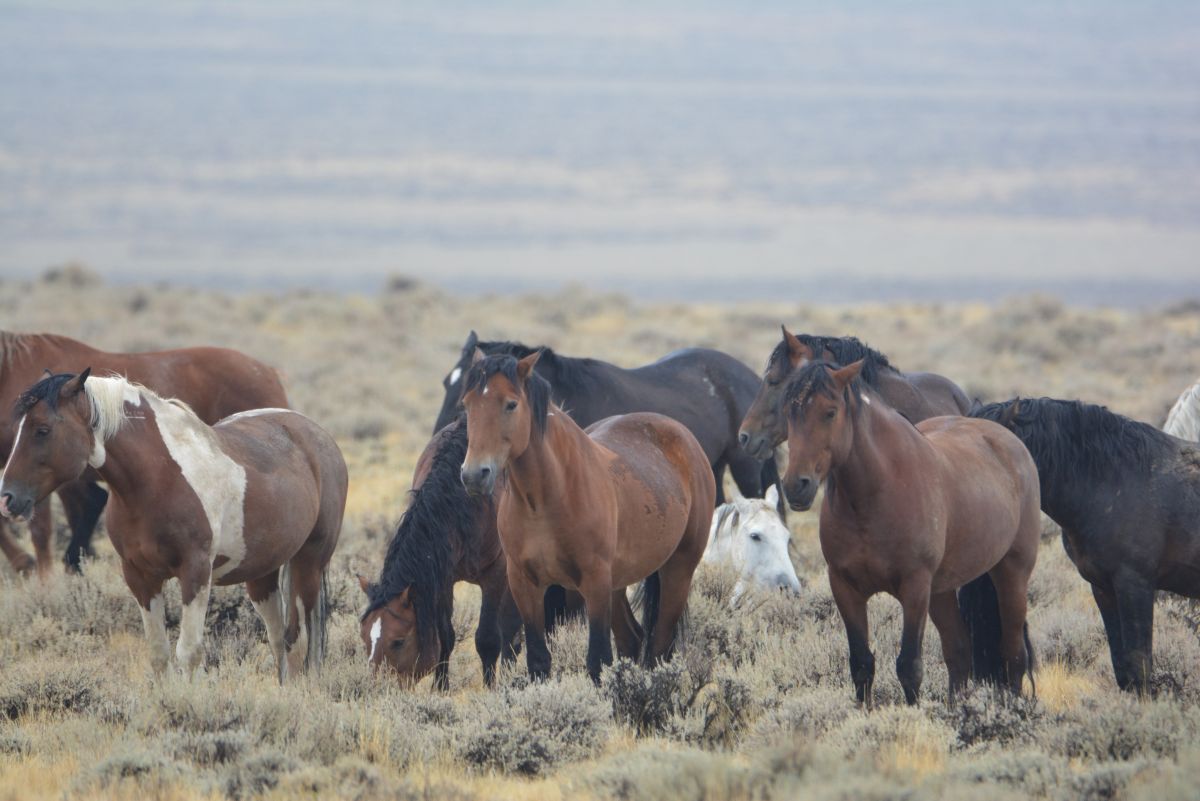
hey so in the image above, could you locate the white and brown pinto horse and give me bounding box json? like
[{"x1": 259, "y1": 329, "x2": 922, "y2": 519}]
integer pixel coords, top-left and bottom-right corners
[{"x1": 0, "y1": 371, "x2": 346, "y2": 680}]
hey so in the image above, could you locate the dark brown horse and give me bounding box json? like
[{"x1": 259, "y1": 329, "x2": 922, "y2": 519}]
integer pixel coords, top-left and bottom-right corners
[
  {"x1": 738, "y1": 326, "x2": 970, "y2": 462},
  {"x1": 436, "y1": 332, "x2": 779, "y2": 509},
  {"x1": 358, "y1": 417, "x2": 522, "y2": 689},
  {"x1": 0, "y1": 371, "x2": 345, "y2": 680},
  {"x1": 0, "y1": 331, "x2": 288, "y2": 576},
  {"x1": 973, "y1": 397, "x2": 1200, "y2": 694},
  {"x1": 782, "y1": 360, "x2": 1039, "y2": 705},
  {"x1": 459, "y1": 352, "x2": 715, "y2": 683}
]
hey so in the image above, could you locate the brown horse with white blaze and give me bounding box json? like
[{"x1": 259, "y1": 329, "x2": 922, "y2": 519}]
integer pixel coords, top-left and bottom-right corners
[
  {"x1": 0, "y1": 371, "x2": 346, "y2": 680},
  {"x1": 782, "y1": 360, "x2": 1039, "y2": 706},
  {"x1": 460, "y1": 351, "x2": 714, "y2": 684}
]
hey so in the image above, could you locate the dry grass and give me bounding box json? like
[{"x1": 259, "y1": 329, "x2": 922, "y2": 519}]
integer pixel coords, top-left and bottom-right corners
[{"x1": 0, "y1": 268, "x2": 1198, "y2": 799}]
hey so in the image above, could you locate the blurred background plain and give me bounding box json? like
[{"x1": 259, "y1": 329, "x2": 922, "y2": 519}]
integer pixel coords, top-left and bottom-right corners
[{"x1": 1, "y1": 0, "x2": 1197, "y2": 304}]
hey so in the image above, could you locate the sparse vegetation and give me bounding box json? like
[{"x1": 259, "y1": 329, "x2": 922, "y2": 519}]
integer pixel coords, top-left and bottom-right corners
[{"x1": 0, "y1": 271, "x2": 1198, "y2": 799}]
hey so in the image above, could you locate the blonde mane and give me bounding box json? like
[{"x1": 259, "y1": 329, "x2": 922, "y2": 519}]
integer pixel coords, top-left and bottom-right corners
[{"x1": 84, "y1": 374, "x2": 197, "y2": 441}]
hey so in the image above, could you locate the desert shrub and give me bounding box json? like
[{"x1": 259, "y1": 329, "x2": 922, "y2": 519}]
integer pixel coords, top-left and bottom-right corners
[
  {"x1": 458, "y1": 676, "x2": 611, "y2": 775},
  {"x1": 937, "y1": 685, "x2": 1044, "y2": 749},
  {"x1": 690, "y1": 670, "x2": 755, "y2": 748},
  {"x1": 1122, "y1": 748, "x2": 1200, "y2": 801},
  {"x1": 1047, "y1": 698, "x2": 1200, "y2": 762},
  {"x1": 605, "y1": 659, "x2": 689, "y2": 736},
  {"x1": 166, "y1": 728, "x2": 252, "y2": 766},
  {"x1": 1068, "y1": 760, "x2": 1153, "y2": 801},
  {"x1": 943, "y1": 749, "x2": 1067, "y2": 798},
  {"x1": 219, "y1": 749, "x2": 299, "y2": 799},
  {"x1": 1150, "y1": 601, "x2": 1200, "y2": 703},
  {"x1": 584, "y1": 745, "x2": 771, "y2": 801},
  {"x1": 1031, "y1": 606, "x2": 1107, "y2": 670},
  {"x1": 0, "y1": 726, "x2": 30, "y2": 756},
  {"x1": 0, "y1": 661, "x2": 120, "y2": 722},
  {"x1": 747, "y1": 686, "x2": 856, "y2": 748},
  {"x1": 87, "y1": 748, "x2": 186, "y2": 790}
]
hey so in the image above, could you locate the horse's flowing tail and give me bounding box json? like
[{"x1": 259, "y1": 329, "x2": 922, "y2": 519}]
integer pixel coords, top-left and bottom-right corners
[
  {"x1": 305, "y1": 569, "x2": 330, "y2": 673},
  {"x1": 957, "y1": 574, "x2": 1007, "y2": 685},
  {"x1": 638, "y1": 572, "x2": 662, "y2": 666},
  {"x1": 1024, "y1": 621, "x2": 1037, "y2": 698}
]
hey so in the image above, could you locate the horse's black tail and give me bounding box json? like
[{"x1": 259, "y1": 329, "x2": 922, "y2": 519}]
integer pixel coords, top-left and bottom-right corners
[
  {"x1": 1024, "y1": 621, "x2": 1037, "y2": 698},
  {"x1": 305, "y1": 569, "x2": 330, "y2": 674},
  {"x1": 958, "y1": 574, "x2": 1006, "y2": 685},
  {"x1": 637, "y1": 572, "x2": 663, "y2": 666}
]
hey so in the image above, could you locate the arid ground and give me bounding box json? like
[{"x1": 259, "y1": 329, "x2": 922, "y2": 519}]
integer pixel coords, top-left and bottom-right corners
[{"x1": 1, "y1": 267, "x2": 1199, "y2": 800}]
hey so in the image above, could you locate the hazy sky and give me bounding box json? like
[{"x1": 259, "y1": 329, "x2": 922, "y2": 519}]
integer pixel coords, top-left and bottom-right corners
[{"x1": 1, "y1": 1, "x2": 1197, "y2": 303}]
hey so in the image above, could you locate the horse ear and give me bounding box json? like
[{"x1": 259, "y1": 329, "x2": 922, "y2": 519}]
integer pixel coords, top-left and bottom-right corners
[
  {"x1": 830, "y1": 359, "x2": 864, "y2": 389},
  {"x1": 781, "y1": 326, "x2": 808, "y2": 367},
  {"x1": 464, "y1": 330, "x2": 479, "y2": 353},
  {"x1": 356, "y1": 573, "x2": 371, "y2": 595},
  {"x1": 765, "y1": 484, "x2": 779, "y2": 508},
  {"x1": 470, "y1": 347, "x2": 486, "y2": 367},
  {"x1": 397, "y1": 587, "x2": 413, "y2": 610},
  {"x1": 516, "y1": 349, "x2": 542, "y2": 382},
  {"x1": 1001, "y1": 398, "x2": 1022, "y2": 427},
  {"x1": 63, "y1": 367, "x2": 91, "y2": 397}
]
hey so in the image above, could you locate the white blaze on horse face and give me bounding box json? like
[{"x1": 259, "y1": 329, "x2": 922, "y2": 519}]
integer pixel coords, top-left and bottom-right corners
[
  {"x1": 151, "y1": 396, "x2": 247, "y2": 580},
  {"x1": 0, "y1": 417, "x2": 26, "y2": 510},
  {"x1": 449, "y1": 367, "x2": 462, "y2": 386},
  {"x1": 369, "y1": 616, "x2": 382, "y2": 662}
]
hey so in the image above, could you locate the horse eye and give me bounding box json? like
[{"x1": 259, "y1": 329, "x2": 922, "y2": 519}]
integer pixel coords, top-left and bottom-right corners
[
  {"x1": 505, "y1": 400, "x2": 518, "y2": 412},
  {"x1": 749, "y1": 532, "x2": 763, "y2": 542},
  {"x1": 35, "y1": 426, "x2": 51, "y2": 437},
  {"x1": 391, "y1": 638, "x2": 405, "y2": 650},
  {"x1": 825, "y1": 408, "x2": 837, "y2": 420}
]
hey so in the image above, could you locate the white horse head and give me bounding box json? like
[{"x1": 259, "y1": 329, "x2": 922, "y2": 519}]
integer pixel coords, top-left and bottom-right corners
[
  {"x1": 1165, "y1": 376, "x2": 1200, "y2": 442},
  {"x1": 704, "y1": 484, "x2": 802, "y2": 603}
]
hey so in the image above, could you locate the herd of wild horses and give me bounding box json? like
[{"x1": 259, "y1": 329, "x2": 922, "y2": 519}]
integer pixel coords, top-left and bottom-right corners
[{"x1": 1, "y1": 326, "x2": 1199, "y2": 705}]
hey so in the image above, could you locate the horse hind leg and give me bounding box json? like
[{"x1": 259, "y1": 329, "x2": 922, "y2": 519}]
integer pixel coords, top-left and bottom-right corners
[
  {"x1": 612, "y1": 588, "x2": 644, "y2": 660},
  {"x1": 989, "y1": 556, "x2": 1035, "y2": 695},
  {"x1": 59, "y1": 480, "x2": 108, "y2": 574},
  {"x1": 284, "y1": 554, "x2": 330, "y2": 676},
  {"x1": 246, "y1": 569, "x2": 289, "y2": 683},
  {"x1": 928, "y1": 589, "x2": 971, "y2": 702}
]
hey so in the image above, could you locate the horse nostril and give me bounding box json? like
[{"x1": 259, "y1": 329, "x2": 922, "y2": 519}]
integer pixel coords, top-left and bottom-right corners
[{"x1": 479, "y1": 466, "x2": 491, "y2": 477}]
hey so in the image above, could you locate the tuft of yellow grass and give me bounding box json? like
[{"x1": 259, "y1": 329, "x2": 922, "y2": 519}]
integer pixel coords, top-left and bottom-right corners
[
  {"x1": 874, "y1": 718, "x2": 949, "y2": 781},
  {"x1": 1036, "y1": 660, "x2": 1101, "y2": 713}
]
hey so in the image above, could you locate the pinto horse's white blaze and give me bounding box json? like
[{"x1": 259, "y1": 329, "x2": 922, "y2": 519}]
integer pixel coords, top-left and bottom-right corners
[
  {"x1": 369, "y1": 616, "x2": 382, "y2": 662},
  {"x1": 0, "y1": 416, "x2": 26, "y2": 517},
  {"x1": 449, "y1": 367, "x2": 462, "y2": 386}
]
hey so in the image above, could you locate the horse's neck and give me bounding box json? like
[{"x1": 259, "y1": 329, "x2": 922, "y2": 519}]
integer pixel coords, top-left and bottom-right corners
[
  {"x1": 505, "y1": 406, "x2": 596, "y2": 515},
  {"x1": 96, "y1": 394, "x2": 218, "y2": 501},
  {"x1": 830, "y1": 391, "x2": 924, "y2": 503}
]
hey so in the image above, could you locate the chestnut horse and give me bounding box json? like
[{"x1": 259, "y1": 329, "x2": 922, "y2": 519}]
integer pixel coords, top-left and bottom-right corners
[
  {"x1": 357, "y1": 416, "x2": 583, "y2": 688},
  {"x1": 738, "y1": 326, "x2": 970, "y2": 461},
  {"x1": 460, "y1": 352, "x2": 714, "y2": 683},
  {"x1": 782, "y1": 360, "x2": 1039, "y2": 705},
  {"x1": 0, "y1": 371, "x2": 345, "y2": 680},
  {"x1": 0, "y1": 331, "x2": 288, "y2": 575}
]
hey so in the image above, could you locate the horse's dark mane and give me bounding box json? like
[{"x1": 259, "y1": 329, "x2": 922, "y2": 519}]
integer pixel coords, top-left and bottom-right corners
[
  {"x1": 783, "y1": 360, "x2": 863, "y2": 418},
  {"x1": 769, "y1": 334, "x2": 896, "y2": 386},
  {"x1": 972, "y1": 397, "x2": 1177, "y2": 492},
  {"x1": 13, "y1": 371, "x2": 74, "y2": 418},
  {"x1": 477, "y1": 340, "x2": 597, "y2": 401},
  {"x1": 363, "y1": 418, "x2": 478, "y2": 655},
  {"x1": 464, "y1": 352, "x2": 552, "y2": 434}
]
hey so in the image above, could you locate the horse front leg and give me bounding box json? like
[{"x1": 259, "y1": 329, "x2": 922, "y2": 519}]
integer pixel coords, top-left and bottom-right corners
[
  {"x1": 28, "y1": 498, "x2": 54, "y2": 580},
  {"x1": 121, "y1": 561, "x2": 169, "y2": 675},
  {"x1": 894, "y1": 578, "x2": 931, "y2": 706},
  {"x1": 176, "y1": 562, "x2": 213, "y2": 678},
  {"x1": 829, "y1": 569, "x2": 876, "y2": 708},
  {"x1": 1113, "y1": 571, "x2": 1156, "y2": 695},
  {"x1": 1091, "y1": 581, "x2": 1130, "y2": 690},
  {"x1": 0, "y1": 518, "x2": 36, "y2": 576},
  {"x1": 507, "y1": 561, "x2": 551, "y2": 681}
]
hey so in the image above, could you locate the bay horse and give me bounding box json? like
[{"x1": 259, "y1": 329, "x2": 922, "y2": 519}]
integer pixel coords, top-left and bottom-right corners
[
  {"x1": 435, "y1": 331, "x2": 778, "y2": 510},
  {"x1": 0, "y1": 371, "x2": 345, "y2": 680},
  {"x1": 738, "y1": 326, "x2": 970, "y2": 462},
  {"x1": 973, "y1": 397, "x2": 1200, "y2": 694},
  {"x1": 783, "y1": 360, "x2": 1040, "y2": 706},
  {"x1": 0, "y1": 331, "x2": 288, "y2": 576},
  {"x1": 459, "y1": 351, "x2": 715, "y2": 684}
]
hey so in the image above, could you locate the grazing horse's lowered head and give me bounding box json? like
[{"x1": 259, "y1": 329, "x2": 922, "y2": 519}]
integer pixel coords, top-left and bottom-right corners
[
  {"x1": 704, "y1": 484, "x2": 802, "y2": 602},
  {"x1": 780, "y1": 359, "x2": 866, "y2": 512}
]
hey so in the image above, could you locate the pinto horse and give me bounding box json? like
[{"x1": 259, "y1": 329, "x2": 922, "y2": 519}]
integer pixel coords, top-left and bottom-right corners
[
  {"x1": 459, "y1": 352, "x2": 714, "y2": 683},
  {"x1": 738, "y1": 326, "x2": 970, "y2": 462},
  {"x1": 973, "y1": 397, "x2": 1200, "y2": 694},
  {"x1": 436, "y1": 332, "x2": 777, "y2": 509},
  {"x1": 0, "y1": 371, "x2": 345, "y2": 680},
  {"x1": 0, "y1": 331, "x2": 288, "y2": 576},
  {"x1": 783, "y1": 360, "x2": 1039, "y2": 705}
]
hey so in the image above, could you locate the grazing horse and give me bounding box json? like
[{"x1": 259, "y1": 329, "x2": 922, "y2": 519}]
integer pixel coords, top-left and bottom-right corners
[
  {"x1": 459, "y1": 352, "x2": 715, "y2": 683},
  {"x1": 704, "y1": 484, "x2": 802, "y2": 604},
  {"x1": 0, "y1": 371, "x2": 345, "y2": 680},
  {"x1": 973, "y1": 397, "x2": 1200, "y2": 694},
  {"x1": 783, "y1": 361, "x2": 1039, "y2": 705},
  {"x1": 435, "y1": 331, "x2": 778, "y2": 509},
  {"x1": 0, "y1": 331, "x2": 288, "y2": 575},
  {"x1": 738, "y1": 326, "x2": 970, "y2": 461},
  {"x1": 1164, "y1": 376, "x2": 1200, "y2": 441}
]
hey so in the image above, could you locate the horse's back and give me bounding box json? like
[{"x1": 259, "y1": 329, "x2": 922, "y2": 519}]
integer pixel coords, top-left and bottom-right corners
[
  {"x1": 905, "y1": 371, "x2": 971, "y2": 416},
  {"x1": 587, "y1": 412, "x2": 716, "y2": 508},
  {"x1": 127, "y1": 346, "x2": 289, "y2": 420}
]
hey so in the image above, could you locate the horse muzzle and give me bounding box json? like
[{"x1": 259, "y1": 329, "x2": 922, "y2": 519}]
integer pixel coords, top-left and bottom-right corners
[
  {"x1": 738, "y1": 429, "x2": 774, "y2": 461},
  {"x1": 460, "y1": 462, "x2": 497, "y2": 497},
  {"x1": 0, "y1": 487, "x2": 32, "y2": 521},
  {"x1": 784, "y1": 475, "x2": 818, "y2": 512}
]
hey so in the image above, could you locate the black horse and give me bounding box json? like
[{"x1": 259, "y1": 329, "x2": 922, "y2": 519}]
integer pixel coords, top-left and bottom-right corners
[
  {"x1": 359, "y1": 416, "x2": 577, "y2": 688},
  {"x1": 972, "y1": 396, "x2": 1200, "y2": 694},
  {"x1": 435, "y1": 331, "x2": 781, "y2": 507}
]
